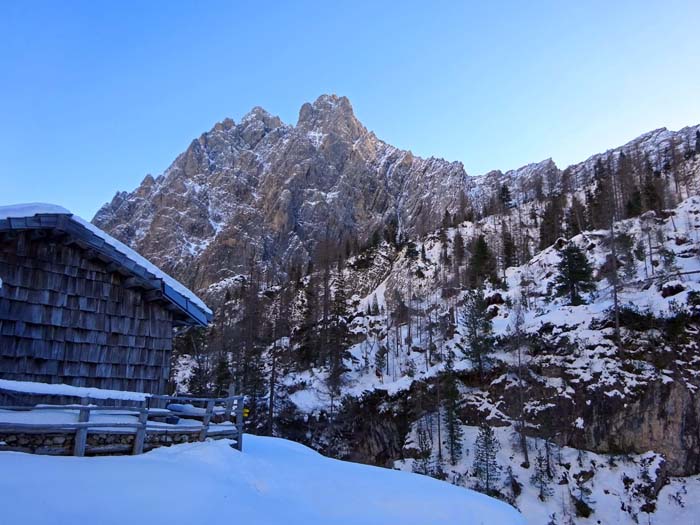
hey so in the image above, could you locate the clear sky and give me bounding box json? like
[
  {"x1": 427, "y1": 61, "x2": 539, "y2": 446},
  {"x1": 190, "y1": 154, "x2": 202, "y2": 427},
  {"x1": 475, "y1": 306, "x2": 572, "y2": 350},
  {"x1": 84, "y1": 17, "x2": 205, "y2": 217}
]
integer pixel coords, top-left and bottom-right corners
[{"x1": 2, "y1": 1, "x2": 699, "y2": 218}]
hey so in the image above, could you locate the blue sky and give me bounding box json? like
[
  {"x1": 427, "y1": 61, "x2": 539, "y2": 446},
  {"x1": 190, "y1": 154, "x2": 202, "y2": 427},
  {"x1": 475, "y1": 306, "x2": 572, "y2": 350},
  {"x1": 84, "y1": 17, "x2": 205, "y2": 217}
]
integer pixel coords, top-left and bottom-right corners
[{"x1": 2, "y1": 0, "x2": 699, "y2": 218}]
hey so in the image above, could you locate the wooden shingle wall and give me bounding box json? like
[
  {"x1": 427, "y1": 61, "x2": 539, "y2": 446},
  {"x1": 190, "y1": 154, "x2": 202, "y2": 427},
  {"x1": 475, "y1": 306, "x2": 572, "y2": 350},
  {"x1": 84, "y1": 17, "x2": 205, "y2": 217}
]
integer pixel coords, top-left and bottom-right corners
[{"x1": 0, "y1": 232, "x2": 174, "y2": 394}]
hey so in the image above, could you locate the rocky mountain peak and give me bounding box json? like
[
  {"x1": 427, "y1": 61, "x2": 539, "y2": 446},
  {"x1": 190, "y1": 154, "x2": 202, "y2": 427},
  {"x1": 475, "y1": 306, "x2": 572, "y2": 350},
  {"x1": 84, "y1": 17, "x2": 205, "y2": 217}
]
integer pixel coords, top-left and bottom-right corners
[
  {"x1": 297, "y1": 94, "x2": 365, "y2": 140},
  {"x1": 240, "y1": 106, "x2": 283, "y2": 130}
]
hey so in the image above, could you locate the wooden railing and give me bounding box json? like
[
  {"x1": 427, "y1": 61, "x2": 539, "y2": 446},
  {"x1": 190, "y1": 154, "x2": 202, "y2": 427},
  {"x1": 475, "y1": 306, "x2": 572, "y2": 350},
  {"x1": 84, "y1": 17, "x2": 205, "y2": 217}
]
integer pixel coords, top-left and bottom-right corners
[{"x1": 0, "y1": 394, "x2": 245, "y2": 456}]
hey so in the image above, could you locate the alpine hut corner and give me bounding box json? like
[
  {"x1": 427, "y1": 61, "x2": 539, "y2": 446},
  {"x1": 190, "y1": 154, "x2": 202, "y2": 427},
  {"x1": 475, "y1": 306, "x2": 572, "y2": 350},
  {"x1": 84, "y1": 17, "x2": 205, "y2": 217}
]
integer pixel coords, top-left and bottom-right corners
[{"x1": 0, "y1": 203, "x2": 212, "y2": 396}]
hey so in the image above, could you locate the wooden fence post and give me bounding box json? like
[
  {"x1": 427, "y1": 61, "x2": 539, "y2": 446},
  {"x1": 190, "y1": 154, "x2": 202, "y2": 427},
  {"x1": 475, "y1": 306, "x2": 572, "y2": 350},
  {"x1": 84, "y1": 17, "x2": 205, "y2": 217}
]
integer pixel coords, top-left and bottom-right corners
[
  {"x1": 132, "y1": 407, "x2": 148, "y2": 455},
  {"x1": 73, "y1": 404, "x2": 91, "y2": 457},
  {"x1": 224, "y1": 384, "x2": 235, "y2": 420},
  {"x1": 235, "y1": 397, "x2": 244, "y2": 451},
  {"x1": 199, "y1": 399, "x2": 215, "y2": 442}
]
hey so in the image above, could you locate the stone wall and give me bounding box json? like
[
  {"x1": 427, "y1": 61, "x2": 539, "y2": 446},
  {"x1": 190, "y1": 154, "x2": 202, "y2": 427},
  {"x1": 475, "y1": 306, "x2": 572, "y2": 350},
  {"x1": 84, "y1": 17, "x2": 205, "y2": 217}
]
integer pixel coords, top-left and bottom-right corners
[{"x1": 0, "y1": 430, "x2": 225, "y2": 455}]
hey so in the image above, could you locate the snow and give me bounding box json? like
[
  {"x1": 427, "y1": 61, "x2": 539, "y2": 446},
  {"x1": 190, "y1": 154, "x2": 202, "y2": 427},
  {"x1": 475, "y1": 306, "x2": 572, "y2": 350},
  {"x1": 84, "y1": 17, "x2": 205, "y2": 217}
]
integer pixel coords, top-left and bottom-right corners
[
  {"x1": 0, "y1": 203, "x2": 71, "y2": 218},
  {"x1": 396, "y1": 423, "x2": 700, "y2": 525},
  {"x1": 0, "y1": 203, "x2": 212, "y2": 316},
  {"x1": 0, "y1": 379, "x2": 149, "y2": 401},
  {"x1": 0, "y1": 435, "x2": 524, "y2": 525},
  {"x1": 0, "y1": 407, "x2": 236, "y2": 433}
]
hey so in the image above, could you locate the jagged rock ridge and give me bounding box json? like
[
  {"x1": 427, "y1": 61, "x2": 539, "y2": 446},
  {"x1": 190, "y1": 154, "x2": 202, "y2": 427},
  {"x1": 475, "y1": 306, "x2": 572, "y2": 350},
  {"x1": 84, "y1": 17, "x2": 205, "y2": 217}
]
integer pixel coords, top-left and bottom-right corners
[{"x1": 94, "y1": 95, "x2": 469, "y2": 290}]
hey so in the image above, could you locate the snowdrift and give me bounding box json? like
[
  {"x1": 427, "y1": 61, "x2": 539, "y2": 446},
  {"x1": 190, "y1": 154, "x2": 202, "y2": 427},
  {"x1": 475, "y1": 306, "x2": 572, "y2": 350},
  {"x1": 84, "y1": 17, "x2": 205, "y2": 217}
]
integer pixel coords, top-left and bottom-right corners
[{"x1": 0, "y1": 435, "x2": 523, "y2": 525}]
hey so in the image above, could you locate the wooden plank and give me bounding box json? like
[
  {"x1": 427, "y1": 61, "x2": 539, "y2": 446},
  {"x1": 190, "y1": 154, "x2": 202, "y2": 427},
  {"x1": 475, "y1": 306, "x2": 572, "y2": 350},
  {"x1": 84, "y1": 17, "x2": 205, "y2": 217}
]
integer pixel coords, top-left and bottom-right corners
[
  {"x1": 0, "y1": 422, "x2": 141, "y2": 431},
  {"x1": 224, "y1": 384, "x2": 235, "y2": 420},
  {"x1": 199, "y1": 399, "x2": 215, "y2": 442}
]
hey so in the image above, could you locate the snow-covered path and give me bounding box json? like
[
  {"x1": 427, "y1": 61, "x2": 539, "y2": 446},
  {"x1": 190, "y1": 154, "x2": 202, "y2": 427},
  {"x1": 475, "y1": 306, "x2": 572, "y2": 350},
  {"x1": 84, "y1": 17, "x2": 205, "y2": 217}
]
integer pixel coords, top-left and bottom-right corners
[{"x1": 0, "y1": 435, "x2": 523, "y2": 525}]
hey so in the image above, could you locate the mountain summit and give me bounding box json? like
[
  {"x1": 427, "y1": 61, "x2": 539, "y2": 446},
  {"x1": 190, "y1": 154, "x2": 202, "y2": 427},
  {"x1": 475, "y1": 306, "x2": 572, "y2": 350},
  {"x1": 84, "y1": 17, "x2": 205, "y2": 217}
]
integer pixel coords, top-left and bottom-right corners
[
  {"x1": 93, "y1": 95, "x2": 470, "y2": 288},
  {"x1": 94, "y1": 95, "x2": 699, "y2": 298}
]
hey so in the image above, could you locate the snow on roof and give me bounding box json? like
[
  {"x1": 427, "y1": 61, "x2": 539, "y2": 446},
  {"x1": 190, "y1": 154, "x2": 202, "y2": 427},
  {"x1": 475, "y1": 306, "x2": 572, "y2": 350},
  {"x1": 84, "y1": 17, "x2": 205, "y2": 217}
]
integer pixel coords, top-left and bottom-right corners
[
  {"x1": 0, "y1": 203, "x2": 212, "y2": 316},
  {"x1": 0, "y1": 379, "x2": 148, "y2": 401},
  {"x1": 0, "y1": 203, "x2": 71, "y2": 219}
]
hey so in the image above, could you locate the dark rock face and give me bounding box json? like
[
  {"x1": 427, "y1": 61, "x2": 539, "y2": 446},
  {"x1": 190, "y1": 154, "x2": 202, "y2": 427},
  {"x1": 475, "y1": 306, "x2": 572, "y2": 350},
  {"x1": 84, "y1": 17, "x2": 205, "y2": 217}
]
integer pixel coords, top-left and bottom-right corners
[{"x1": 586, "y1": 380, "x2": 700, "y2": 476}]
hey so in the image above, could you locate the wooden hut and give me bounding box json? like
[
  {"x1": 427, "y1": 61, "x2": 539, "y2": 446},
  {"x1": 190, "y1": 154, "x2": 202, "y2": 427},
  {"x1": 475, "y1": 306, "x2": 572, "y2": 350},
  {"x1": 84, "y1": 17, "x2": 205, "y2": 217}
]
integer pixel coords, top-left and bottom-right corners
[{"x1": 0, "y1": 204, "x2": 212, "y2": 396}]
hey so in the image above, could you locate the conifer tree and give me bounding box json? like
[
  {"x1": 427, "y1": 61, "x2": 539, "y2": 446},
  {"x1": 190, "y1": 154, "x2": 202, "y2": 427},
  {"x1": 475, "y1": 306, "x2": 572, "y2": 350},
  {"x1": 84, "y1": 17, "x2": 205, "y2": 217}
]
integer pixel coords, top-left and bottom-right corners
[
  {"x1": 296, "y1": 274, "x2": 320, "y2": 368},
  {"x1": 499, "y1": 184, "x2": 513, "y2": 210},
  {"x1": 467, "y1": 234, "x2": 497, "y2": 287},
  {"x1": 413, "y1": 415, "x2": 434, "y2": 476},
  {"x1": 374, "y1": 345, "x2": 388, "y2": 380},
  {"x1": 188, "y1": 357, "x2": 211, "y2": 396},
  {"x1": 460, "y1": 289, "x2": 494, "y2": 386},
  {"x1": 472, "y1": 424, "x2": 501, "y2": 495},
  {"x1": 540, "y1": 194, "x2": 565, "y2": 250},
  {"x1": 453, "y1": 230, "x2": 465, "y2": 268},
  {"x1": 531, "y1": 449, "x2": 554, "y2": 501},
  {"x1": 501, "y1": 227, "x2": 517, "y2": 273},
  {"x1": 213, "y1": 353, "x2": 233, "y2": 397},
  {"x1": 554, "y1": 244, "x2": 596, "y2": 305},
  {"x1": 371, "y1": 294, "x2": 380, "y2": 316},
  {"x1": 326, "y1": 266, "x2": 350, "y2": 411},
  {"x1": 442, "y1": 355, "x2": 463, "y2": 465}
]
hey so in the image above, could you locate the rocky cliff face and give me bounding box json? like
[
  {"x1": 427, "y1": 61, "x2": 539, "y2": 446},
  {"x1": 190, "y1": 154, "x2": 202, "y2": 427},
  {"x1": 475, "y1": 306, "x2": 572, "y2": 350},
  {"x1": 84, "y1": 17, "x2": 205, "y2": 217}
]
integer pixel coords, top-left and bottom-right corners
[
  {"x1": 94, "y1": 95, "x2": 470, "y2": 290},
  {"x1": 95, "y1": 94, "x2": 699, "y2": 300}
]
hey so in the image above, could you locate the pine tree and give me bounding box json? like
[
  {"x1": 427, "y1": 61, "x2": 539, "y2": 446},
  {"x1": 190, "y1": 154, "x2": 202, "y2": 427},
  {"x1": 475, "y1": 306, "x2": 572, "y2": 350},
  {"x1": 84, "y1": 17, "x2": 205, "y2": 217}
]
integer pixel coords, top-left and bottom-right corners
[
  {"x1": 539, "y1": 195, "x2": 565, "y2": 250},
  {"x1": 565, "y1": 196, "x2": 586, "y2": 237},
  {"x1": 501, "y1": 226, "x2": 517, "y2": 273},
  {"x1": 472, "y1": 424, "x2": 501, "y2": 496},
  {"x1": 531, "y1": 449, "x2": 554, "y2": 501},
  {"x1": 413, "y1": 415, "x2": 434, "y2": 476},
  {"x1": 326, "y1": 266, "x2": 349, "y2": 414},
  {"x1": 442, "y1": 355, "x2": 463, "y2": 465},
  {"x1": 504, "y1": 466, "x2": 522, "y2": 505},
  {"x1": 182, "y1": 326, "x2": 212, "y2": 396},
  {"x1": 374, "y1": 345, "x2": 388, "y2": 381},
  {"x1": 188, "y1": 357, "x2": 211, "y2": 396},
  {"x1": 499, "y1": 184, "x2": 513, "y2": 210},
  {"x1": 212, "y1": 353, "x2": 232, "y2": 397},
  {"x1": 467, "y1": 234, "x2": 497, "y2": 287},
  {"x1": 554, "y1": 244, "x2": 596, "y2": 305},
  {"x1": 296, "y1": 274, "x2": 320, "y2": 368},
  {"x1": 453, "y1": 230, "x2": 465, "y2": 268},
  {"x1": 589, "y1": 159, "x2": 616, "y2": 228},
  {"x1": 460, "y1": 289, "x2": 494, "y2": 386},
  {"x1": 508, "y1": 302, "x2": 530, "y2": 467}
]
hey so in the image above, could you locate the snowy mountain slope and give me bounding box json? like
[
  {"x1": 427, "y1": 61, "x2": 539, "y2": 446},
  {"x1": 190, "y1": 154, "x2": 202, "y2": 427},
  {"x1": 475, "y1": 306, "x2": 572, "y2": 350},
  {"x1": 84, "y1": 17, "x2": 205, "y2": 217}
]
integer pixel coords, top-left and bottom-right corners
[
  {"x1": 0, "y1": 436, "x2": 524, "y2": 525},
  {"x1": 396, "y1": 424, "x2": 699, "y2": 525},
  {"x1": 243, "y1": 196, "x2": 700, "y2": 524},
  {"x1": 280, "y1": 196, "x2": 700, "y2": 414}
]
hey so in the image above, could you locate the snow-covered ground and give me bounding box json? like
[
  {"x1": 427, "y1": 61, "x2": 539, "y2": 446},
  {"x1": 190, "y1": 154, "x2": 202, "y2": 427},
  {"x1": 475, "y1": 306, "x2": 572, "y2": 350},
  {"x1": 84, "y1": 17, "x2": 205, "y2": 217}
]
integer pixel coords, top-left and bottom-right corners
[
  {"x1": 0, "y1": 435, "x2": 523, "y2": 525},
  {"x1": 396, "y1": 423, "x2": 700, "y2": 525}
]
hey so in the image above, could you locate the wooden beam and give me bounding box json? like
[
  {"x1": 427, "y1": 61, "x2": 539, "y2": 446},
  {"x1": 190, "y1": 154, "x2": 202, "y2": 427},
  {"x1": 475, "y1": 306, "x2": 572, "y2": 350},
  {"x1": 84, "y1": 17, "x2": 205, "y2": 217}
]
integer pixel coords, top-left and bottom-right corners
[{"x1": 143, "y1": 289, "x2": 165, "y2": 302}]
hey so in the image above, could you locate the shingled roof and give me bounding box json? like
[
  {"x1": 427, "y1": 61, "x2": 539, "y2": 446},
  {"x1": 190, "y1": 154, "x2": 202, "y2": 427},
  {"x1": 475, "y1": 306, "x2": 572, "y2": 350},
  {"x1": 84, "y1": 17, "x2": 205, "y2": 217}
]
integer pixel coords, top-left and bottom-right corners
[{"x1": 0, "y1": 203, "x2": 212, "y2": 326}]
